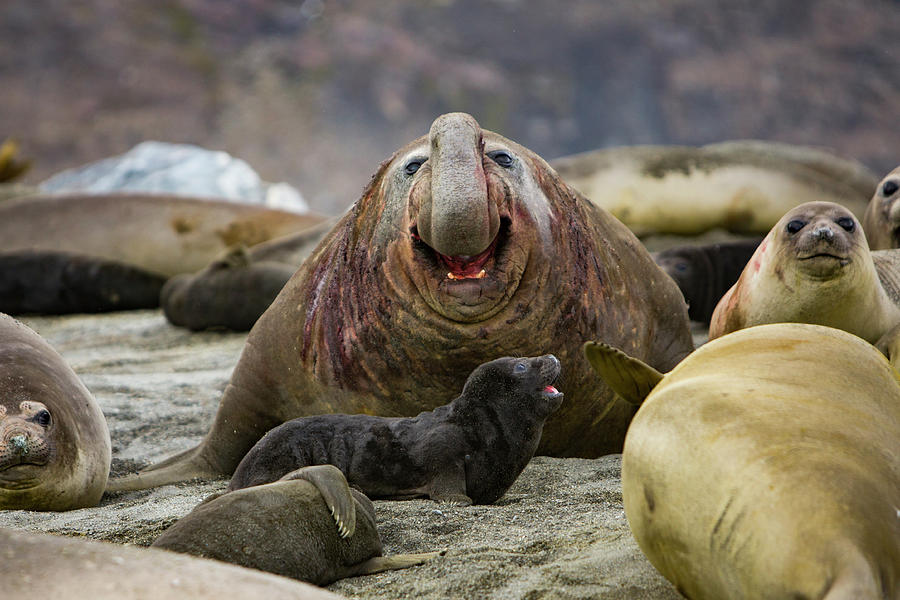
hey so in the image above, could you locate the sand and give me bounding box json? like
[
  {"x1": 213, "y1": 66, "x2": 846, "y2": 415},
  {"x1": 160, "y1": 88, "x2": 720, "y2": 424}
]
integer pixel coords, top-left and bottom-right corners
[{"x1": 0, "y1": 310, "x2": 682, "y2": 599}]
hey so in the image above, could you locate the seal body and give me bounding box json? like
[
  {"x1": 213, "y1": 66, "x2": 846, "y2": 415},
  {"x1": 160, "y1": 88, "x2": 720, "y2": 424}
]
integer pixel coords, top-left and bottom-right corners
[
  {"x1": 0, "y1": 193, "x2": 327, "y2": 277},
  {"x1": 863, "y1": 165, "x2": 900, "y2": 250},
  {"x1": 2, "y1": 526, "x2": 339, "y2": 600},
  {"x1": 0, "y1": 313, "x2": 110, "y2": 510},
  {"x1": 154, "y1": 465, "x2": 439, "y2": 585},
  {"x1": 108, "y1": 112, "x2": 692, "y2": 492},
  {"x1": 551, "y1": 140, "x2": 876, "y2": 236},
  {"x1": 709, "y1": 201, "x2": 900, "y2": 342},
  {"x1": 229, "y1": 355, "x2": 564, "y2": 504},
  {"x1": 653, "y1": 238, "x2": 761, "y2": 322},
  {"x1": 0, "y1": 250, "x2": 166, "y2": 315},
  {"x1": 594, "y1": 324, "x2": 900, "y2": 600}
]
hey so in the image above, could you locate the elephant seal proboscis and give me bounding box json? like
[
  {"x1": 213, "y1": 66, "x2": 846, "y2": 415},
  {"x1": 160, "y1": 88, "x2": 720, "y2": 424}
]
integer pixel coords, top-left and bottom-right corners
[
  {"x1": 0, "y1": 313, "x2": 110, "y2": 510},
  {"x1": 550, "y1": 140, "x2": 876, "y2": 236},
  {"x1": 653, "y1": 238, "x2": 761, "y2": 322},
  {"x1": 2, "y1": 526, "x2": 340, "y2": 599},
  {"x1": 863, "y1": 164, "x2": 900, "y2": 250},
  {"x1": 153, "y1": 465, "x2": 441, "y2": 585},
  {"x1": 229, "y1": 355, "x2": 564, "y2": 505},
  {"x1": 0, "y1": 192, "x2": 328, "y2": 277},
  {"x1": 584, "y1": 323, "x2": 899, "y2": 600},
  {"x1": 107, "y1": 112, "x2": 693, "y2": 492},
  {"x1": 709, "y1": 201, "x2": 900, "y2": 346},
  {"x1": 0, "y1": 250, "x2": 166, "y2": 315}
]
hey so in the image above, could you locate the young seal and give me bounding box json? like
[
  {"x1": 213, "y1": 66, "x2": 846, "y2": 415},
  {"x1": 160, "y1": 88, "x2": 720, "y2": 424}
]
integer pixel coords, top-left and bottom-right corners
[
  {"x1": 229, "y1": 355, "x2": 564, "y2": 504},
  {"x1": 0, "y1": 192, "x2": 327, "y2": 277},
  {"x1": 107, "y1": 112, "x2": 692, "y2": 492},
  {"x1": 161, "y1": 219, "x2": 335, "y2": 331},
  {"x1": 583, "y1": 324, "x2": 900, "y2": 600},
  {"x1": 0, "y1": 250, "x2": 166, "y2": 315},
  {"x1": 0, "y1": 313, "x2": 110, "y2": 510},
  {"x1": 862, "y1": 164, "x2": 900, "y2": 250},
  {"x1": 2, "y1": 527, "x2": 340, "y2": 600},
  {"x1": 709, "y1": 201, "x2": 900, "y2": 344},
  {"x1": 153, "y1": 465, "x2": 441, "y2": 585},
  {"x1": 550, "y1": 140, "x2": 876, "y2": 236},
  {"x1": 653, "y1": 238, "x2": 761, "y2": 322}
]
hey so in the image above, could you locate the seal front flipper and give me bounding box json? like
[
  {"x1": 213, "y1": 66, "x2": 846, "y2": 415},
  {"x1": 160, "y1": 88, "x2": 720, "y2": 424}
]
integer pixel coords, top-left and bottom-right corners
[
  {"x1": 583, "y1": 341, "x2": 664, "y2": 405},
  {"x1": 875, "y1": 322, "x2": 900, "y2": 369},
  {"x1": 280, "y1": 465, "x2": 356, "y2": 538},
  {"x1": 427, "y1": 465, "x2": 472, "y2": 506},
  {"x1": 348, "y1": 551, "x2": 445, "y2": 577}
]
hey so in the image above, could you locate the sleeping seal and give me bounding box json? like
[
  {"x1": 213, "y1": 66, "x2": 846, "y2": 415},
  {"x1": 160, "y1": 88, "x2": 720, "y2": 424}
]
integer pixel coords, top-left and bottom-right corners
[
  {"x1": 229, "y1": 355, "x2": 563, "y2": 506},
  {"x1": 584, "y1": 323, "x2": 900, "y2": 600},
  {"x1": 153, "y1": 465, "x2": 440, "y2": 584}
]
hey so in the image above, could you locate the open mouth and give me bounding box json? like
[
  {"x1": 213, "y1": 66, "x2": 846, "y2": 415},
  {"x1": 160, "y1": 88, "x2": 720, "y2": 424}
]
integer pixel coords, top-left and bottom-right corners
[{"x1": 410, "y1": 217, "x2": 511, "y2": 282}]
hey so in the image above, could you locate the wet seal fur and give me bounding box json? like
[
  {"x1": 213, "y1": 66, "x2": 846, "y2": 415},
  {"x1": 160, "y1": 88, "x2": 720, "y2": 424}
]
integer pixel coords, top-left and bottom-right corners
[
  {"x1": 0, "y1": 313, "x2": 110, "y2": 510},
  {"x1": 0, "y1": 192, "x2": 327, "y2": 277},
  {"x1": 653, "y1": 238, "x2": 761, "y2": 322},
  {"x1": 0, "y1": 250, "x2": 166, "y2": 315},
  {"x1": 107, "y1": 112, "x2": 692, "y2": 492},
  {"x1": 161, "y1": 219, "x2": 335, "y2": 331},
  {"x1": 863, "y1": 164, "x2": 900, "y2": 250},
  {"x1": 551, "y1": 140, "x2": 876, "y2": 236},
  {"x1": 229, "y1": 355, "x2": 564, "y2": 505},
  {"x1": 2, "y1": 526, "x2": 340, "y2": 600},
  {"x1": 584, "y1": 324, "x2": 900, "y2": 600},
  {"x1": 709, "y1": 201, "x2": 900, "y2": 345},
  {"x1": 153, "y1": 465, "x2": 441, "y2": 585}
]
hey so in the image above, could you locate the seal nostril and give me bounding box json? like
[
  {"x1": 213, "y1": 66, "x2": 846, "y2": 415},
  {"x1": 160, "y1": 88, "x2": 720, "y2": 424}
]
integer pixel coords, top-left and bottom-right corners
[{"x1": 8, "y1": 434, "x2": 28, "y2": 454}]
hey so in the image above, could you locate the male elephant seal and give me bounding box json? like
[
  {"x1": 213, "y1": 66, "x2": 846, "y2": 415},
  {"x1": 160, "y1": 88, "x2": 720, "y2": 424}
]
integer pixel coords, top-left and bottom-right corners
[
  {"x1": 0, "y1": 250, "x2": 166, "y2": 315},
  {"x1": 161, "y1": 219, "x2": 335, "y2": 331},
  {"x1": 653, "y1": 238, "x2": 761, "y2": 322},
  {"x1": 2, "y1": 527, "x2": 340, "y2": 600},
  {"x1": 0, "y1": 313, "x2": 110, "y2": 510},
  {"x1": 709, "y1": 201, "x2": 900, "y2": 345},
  {"x1": 550, "y1": 140, "x2": 876, "y2": 236},
  {"x1": 0, "y1": 192, "x2": 327, "y2": 276},
  {"x1": 583, "y1": 324, "x2": 900, "y2": 600},
  {"x1": 229, "y1": 355, "x2": 563, "y2": 504},
  {"x1": 863, "y1": 165, "x2": 900, "y2": 250},
  {"x1": 153, "y1": 465, "x2": 441, "y2": 585},
  {"x1": 107, "y1": 112, "x2": 692, "y2": 492}
]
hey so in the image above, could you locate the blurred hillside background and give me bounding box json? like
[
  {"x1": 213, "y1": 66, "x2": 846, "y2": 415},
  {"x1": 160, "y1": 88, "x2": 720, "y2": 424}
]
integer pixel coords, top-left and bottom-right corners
[{"x1": 3, "y1": 0, "x2": 899, "y2": 214}]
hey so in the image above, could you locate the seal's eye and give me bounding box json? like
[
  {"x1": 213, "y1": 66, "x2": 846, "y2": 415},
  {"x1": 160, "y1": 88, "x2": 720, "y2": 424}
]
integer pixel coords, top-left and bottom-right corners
[
  {"x1": 882, "y1": 180, "x2": 899, "y2": 196},
  {"x1": 404, "y1": 158, "x2": 426, "y2": 176},
  {"x1": 836, "y1": 217, "x2": 855, "y2": 232},
  {"x1": 487, "y1": 151, "x2": 514, "y2": 168},
  {"x1": 786, "y1": 220, "x2": 805, "y2": 234},
  {"x1": 674, "y1": 261, "x2": 688, "y2": 273},
  {"x1": 513, "y1": 362, "x2": 527, "y2": 373},
  {"x1": 33, "y1": 410, "x2": 51, "y2": 428}
]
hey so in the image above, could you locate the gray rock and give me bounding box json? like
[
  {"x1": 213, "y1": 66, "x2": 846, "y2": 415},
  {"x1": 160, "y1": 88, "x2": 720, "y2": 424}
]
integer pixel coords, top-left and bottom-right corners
[{"x1": 39, "y1": 141, "x2": 308, "y2": 212}]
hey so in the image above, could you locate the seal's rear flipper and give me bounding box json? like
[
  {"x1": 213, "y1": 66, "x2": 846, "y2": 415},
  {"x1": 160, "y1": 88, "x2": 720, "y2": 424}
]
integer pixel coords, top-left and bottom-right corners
[
  {"x1": 350, "y1": 551, "x2": 445, "y2": 577},
  {"x1": 104, "y1": 446, "x2": 223, "y2": 493},
  {"x1": 583, "y1": 341, "x2": 663, "y2": 405}
]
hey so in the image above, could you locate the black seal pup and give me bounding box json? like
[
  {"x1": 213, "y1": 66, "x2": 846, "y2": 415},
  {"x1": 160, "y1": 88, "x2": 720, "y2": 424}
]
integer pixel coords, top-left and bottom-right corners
[{"x1": 228, "y1": 355, "x2": 564, "y2": 505}]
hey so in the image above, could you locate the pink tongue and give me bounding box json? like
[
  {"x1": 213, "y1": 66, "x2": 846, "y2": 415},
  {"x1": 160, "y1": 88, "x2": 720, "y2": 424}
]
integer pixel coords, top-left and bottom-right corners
[
  {"x1": 439, "y1": 237, "x2": 497, "y2": 277},
  {"x1": 543, "y1": 385, "x2": 558, "y2": 394}
]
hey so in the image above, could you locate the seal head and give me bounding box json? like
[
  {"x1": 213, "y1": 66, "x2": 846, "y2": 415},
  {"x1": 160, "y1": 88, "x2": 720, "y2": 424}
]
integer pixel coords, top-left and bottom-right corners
[{"x1": 862, "y1": 166, "x2": 900, "y2": 250}]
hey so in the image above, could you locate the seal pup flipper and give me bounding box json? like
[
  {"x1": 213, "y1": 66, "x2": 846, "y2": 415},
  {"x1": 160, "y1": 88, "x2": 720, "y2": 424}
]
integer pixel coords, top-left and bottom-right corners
[
  {"x1": 280, "y1": 465, "x2": 356, "y2": 539},
  {"x1": 426, "y1": 464, "x2": 472, "y2": 506},
  {"x1": 583, "y1": 341, "x2": 664, "y2": 405},
  {"x1": 874, "y1": 322, "x2": 900, "y2": 370},
  {"x1": 349, "y1": 551, "x2": 445, "y2": 577}
]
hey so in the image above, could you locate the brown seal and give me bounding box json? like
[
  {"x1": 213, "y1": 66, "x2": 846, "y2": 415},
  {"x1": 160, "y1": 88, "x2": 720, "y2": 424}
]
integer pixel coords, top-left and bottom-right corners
[
  {"x1": 862, "y1": 165, "x2": 900, "y2": 250},
  {"x1": 551, "y1": 140, "x2": 876, "y2": 236},
  {"x1": 0, "y1": 313, "x2": 110, "y2": 510},
  {"x1": 153, "y1": 465, "x2": 441, "y2": 585},
  {"x1": 709, "y1": 201, "x2": 900, "y2": 343},
  {"x1": 2, "y1": 526, "x2": 341, "y2": 599},
  {"x1": 107, "y1": 112, "x2": 692, "y2": 492},
  {"x1": 228, "y1": 355, "x2": 563, "y2": 504},
  {"x1": 161, "y1": 219, "x2": 335, "y2": 331},
  {"x1": 0, "y1": 192, "x2": 328, "y2": 277},
  {"x1": 584, "y1": 323, "x2": 900, "y2": 600}
]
